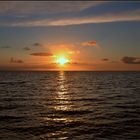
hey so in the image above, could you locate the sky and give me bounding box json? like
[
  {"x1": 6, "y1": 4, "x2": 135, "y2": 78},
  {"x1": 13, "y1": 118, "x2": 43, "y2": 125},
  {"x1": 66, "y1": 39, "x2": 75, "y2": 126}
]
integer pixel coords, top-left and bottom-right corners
[{"x1": 0, "y1": 1, "x2": 140, "y2": 71}]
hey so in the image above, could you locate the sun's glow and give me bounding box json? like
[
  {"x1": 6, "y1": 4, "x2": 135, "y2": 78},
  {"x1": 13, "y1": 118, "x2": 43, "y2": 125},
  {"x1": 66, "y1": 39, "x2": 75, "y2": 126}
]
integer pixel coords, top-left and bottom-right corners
[{"x1": 56, "y1": 56, "x2": 70, "y2": 66}]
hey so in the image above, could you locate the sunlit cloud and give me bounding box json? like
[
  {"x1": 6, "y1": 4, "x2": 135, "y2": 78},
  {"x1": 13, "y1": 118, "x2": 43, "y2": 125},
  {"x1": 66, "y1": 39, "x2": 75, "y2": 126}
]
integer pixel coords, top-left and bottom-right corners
[
  {"x1": 0, "y1": 6, "x2": 139, "y2": 27},
  {"x1": 1, "y1": 63, "x2": 57, "y2": 71},
  {"x1": 68, "y1": 50, "x2": 80, "y2": 55},
  {"x1": 67, "y1": 62, "x2": 88, "y2": 65},
  {"x1": 81, "y1": 40, "x2": 100, "y2": 48},
  {"x1": 121, "y1": 56, "x2": 140, "y2": 64},
  {"x1": 102, "y1": 58, "x2": 109, "y2": 61},
  {"x1": 0, "y1": 1, "x2": 103, "y2": 15},
  {"x1": 52, "y1": 61, "x2": 93, "y2": 66},
  {"x1": 10, "y1": 57, "x2": 24, "y2": 63},
  {"x1": 48, "y1": 9, "x2": 140, "y2": 26},
  {"x1": 48, "y1": 43, "x2": 79, "y2": 56},
  {"x1": 30, "y1": 52, "x2": 53, "y2": 56}
]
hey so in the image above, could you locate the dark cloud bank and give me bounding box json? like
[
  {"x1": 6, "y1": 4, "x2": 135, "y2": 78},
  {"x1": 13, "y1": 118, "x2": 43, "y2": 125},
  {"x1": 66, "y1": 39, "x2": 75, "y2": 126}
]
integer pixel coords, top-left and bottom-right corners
[
  {"x1": 30, "y1": 52, "x2": 53, "y2": 56},
  {"x1": 10, "y1": 57, "x2": 24, "y2": 63},
  {"x1": 121, "y1": 56, "x2": 140, "y2": 64}
]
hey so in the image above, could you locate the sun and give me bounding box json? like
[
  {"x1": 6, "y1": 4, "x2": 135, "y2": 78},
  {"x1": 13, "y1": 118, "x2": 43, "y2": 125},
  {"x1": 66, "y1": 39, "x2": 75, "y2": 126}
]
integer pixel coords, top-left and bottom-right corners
[{"x1": 56, "y1": 56, "x2": 70, "y2": 66}]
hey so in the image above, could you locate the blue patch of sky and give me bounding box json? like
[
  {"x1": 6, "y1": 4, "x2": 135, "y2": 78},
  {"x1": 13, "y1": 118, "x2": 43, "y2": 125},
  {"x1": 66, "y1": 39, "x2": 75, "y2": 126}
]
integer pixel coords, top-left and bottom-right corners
[{"x1": 76, "y1": 1, "x2": 140, "y2": 17}]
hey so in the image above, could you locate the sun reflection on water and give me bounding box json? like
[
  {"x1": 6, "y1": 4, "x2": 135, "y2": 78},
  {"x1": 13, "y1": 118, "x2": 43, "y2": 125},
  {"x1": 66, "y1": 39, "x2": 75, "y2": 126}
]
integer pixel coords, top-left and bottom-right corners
[
  {"x1": 54, "y1": 71, "x2": 72, "y2": 111},
  {"x1": 45, "y1": 71, "x2": 74, "y2": 138},
  {"x1": 41, "y1": 71, "x2": 76, "y2": 138}
]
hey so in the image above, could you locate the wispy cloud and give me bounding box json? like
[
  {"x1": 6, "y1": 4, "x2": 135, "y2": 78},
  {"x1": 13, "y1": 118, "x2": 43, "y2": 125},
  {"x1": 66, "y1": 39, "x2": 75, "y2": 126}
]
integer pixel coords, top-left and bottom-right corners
[
  {"x1": 32, "y1": 43, "x2": 43, "y2": 47},
  {"x1": 0, "y1": 1, "x2": 140, "y2": 27},
  {"x1": 0, "y1": 1, "x2": 102, "y2": 15},
  {"x1": 81, "y1": 40, "x2": 99, "y2": 48},
  {"x1": 1, "y1": 9, "x2": 139, "y2": 27},
  {"x1": 48, "y1": 43, "x2": 80, "y2": 55},
  {"x1": 30, "y1": 52, "x2": 53, "y2": 56},
  {"x1": 0, "y1": 46, "x2": 11, "y2": 49},
  {"x1": 10, "y1": 57, "x2": 24, "y2": 63},
  {"x1": 23, "y1": 47, "x2": 31, "y2": 51},
  {"x1": 121, "y1": 56, "x2": 140, "y2": 64},
  {"x1": 47, "y1": 9, "x2": 140, "y2": 26},
  {"x1": 1, "y1": 63, "x2": 57, "y2": 70},
  {"x1": 102, "y1": 58, "x2": 109, "y2": 61}
]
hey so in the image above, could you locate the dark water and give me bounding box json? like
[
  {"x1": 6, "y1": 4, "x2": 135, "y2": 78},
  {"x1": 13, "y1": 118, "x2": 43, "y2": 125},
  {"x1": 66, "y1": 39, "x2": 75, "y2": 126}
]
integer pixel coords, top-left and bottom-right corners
[{"x1": 0, "y1": 71, "x2": 140, "y2": 140}]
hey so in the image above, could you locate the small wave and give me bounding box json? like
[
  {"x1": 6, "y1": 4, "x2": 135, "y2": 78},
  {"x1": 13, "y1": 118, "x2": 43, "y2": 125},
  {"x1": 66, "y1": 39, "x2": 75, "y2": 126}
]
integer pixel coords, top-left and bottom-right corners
[
  {"x1": 54, "y1": 110, "x2": 93, "y2": 115},
  {"x1": 0, "y1": 116, "x2": 26, "y2": 123},
  {"x1": 114, "y1": 105, "x2": 140, "y2": 109},
  {"x1": 47, "y1": 98, "x2": 103, "y2": 102},
  {"x1": 0, "y1": 81, "x2": 27, "y2": 87},
  {"x1": 0, "y1": 105, "x2": 21, "y2": 110},
  {"x1": 7, "y1": 121, "x2": 85, "y2": 136}
]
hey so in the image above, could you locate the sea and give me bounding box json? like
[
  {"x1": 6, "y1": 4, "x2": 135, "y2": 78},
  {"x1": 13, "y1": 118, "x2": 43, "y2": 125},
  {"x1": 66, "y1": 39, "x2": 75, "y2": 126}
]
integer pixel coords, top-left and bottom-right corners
[{"x1": 0, "y1": 71, "x2": 140, "y2": 140}]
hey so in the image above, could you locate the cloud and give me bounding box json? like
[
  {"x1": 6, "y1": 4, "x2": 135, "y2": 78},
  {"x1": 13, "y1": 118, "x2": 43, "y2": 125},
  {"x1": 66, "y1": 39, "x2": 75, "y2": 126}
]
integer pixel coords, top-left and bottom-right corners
[
  {"x1": 23, "y1": 47, "x2": 31, "y2": 51},
  {"x1": 121, "y1": 56, "x2": 140, "y2": 64},
  {"x1": 102, "y1": 58, "x2": 109, "y2": 61},
  {"x1": 1, "y1": 63, "x2": 57, "y2": 70},
  {"x1": 52, "y1": 61, "x2": 89, "y2": 65},
  {"x1": 47, "y1": 9, "x2": 140, "y2": 26},
  {"x1": 81, "y1": 40, "x2": 98, "y2": 47},
  {"x1": 10, "y1": 57, "x2": 24, "y2": 63},
  {"x1": 0, "y1": 1, "x2": 102, "y2": 15},
  {"x1": 33, "y1": 43, "x2": 43, "y2": 47},
  {"x1": 68, "y1": 62, "x2": 85, "y2": 65},
  {"x1": 0, "y1": 3, "x2": 139, "y2": 27},
  {"x1": 80, "y1": 40, "x2": 100, "y2": 48},
  {"x1": 30, "y1": 52, "x2": 53, "y2": 56},
  {"x1": 2, "y1": 9, "x2": 139, "y2": 27},
  {"x1": 48, "y1": 43, "x2": 80, "y2": 56},
  {"x1": 0, "y1": 46, "x2": 11, "y2": 49}
]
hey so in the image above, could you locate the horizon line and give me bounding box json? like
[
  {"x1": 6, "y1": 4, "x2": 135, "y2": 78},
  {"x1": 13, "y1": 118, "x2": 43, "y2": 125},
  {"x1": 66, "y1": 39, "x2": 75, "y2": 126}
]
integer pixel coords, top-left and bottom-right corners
[{"x1": 0, "y1": 70, "x2": 140, "y2": 72}]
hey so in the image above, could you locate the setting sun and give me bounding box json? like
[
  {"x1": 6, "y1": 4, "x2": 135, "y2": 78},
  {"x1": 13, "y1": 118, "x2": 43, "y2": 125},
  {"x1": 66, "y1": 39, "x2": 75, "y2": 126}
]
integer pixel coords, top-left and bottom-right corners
[{"x1": 56, "y1": 56, "x2": 70, "y2": 66}]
